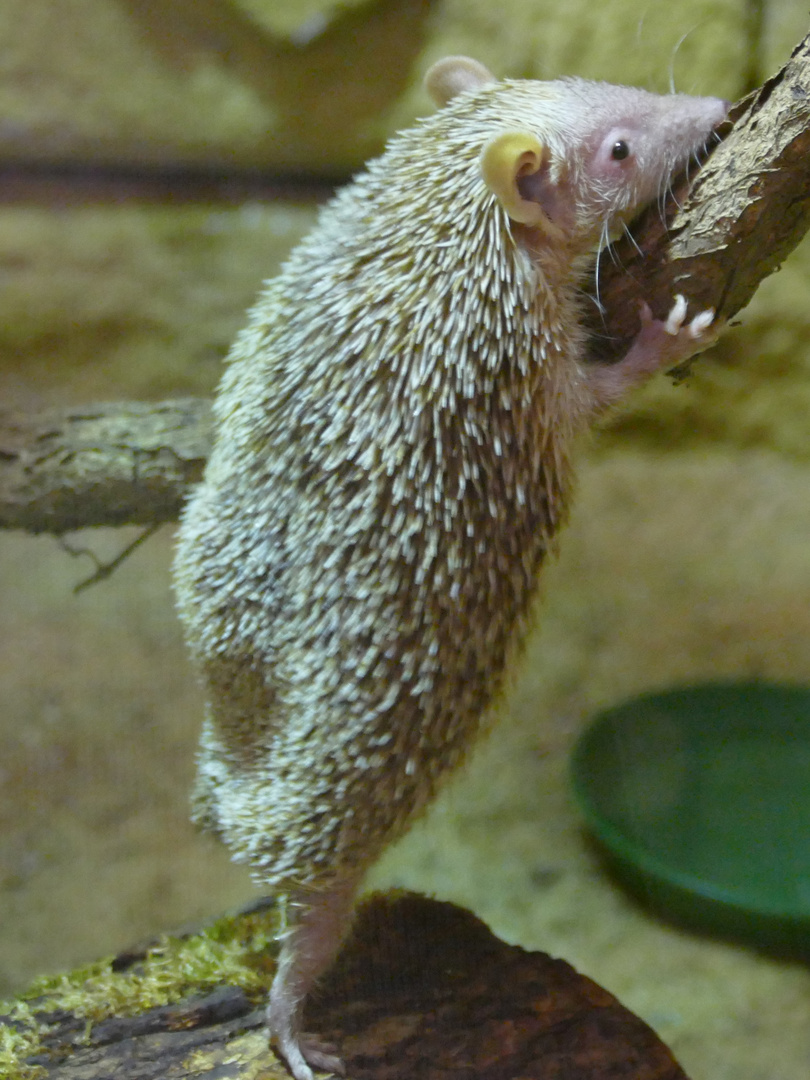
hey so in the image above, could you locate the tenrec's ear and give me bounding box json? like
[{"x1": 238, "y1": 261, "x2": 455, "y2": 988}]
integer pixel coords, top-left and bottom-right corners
[
  {"x1": 424, "y1": 56, "x2": 495, "y2": 107},
  {"x1": 480, "y1": 131, "x2": 551, "y2": 227}
]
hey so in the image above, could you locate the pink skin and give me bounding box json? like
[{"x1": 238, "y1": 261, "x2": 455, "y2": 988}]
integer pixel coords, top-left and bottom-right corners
[
  {"x1": 268, "y1": 879, "x2": 359, "y2": 1078},
  {"x1": 586, "y1": 294, "x2": 720, "y2": 410}
]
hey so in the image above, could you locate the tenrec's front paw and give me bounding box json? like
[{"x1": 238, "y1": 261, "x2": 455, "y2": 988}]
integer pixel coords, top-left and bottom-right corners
[
  {"x1": 583, "y1": 291, "x2": 725, "y2": 410},
  {"x1": 641, "y1": 293, "x2": 721, "y2": 364}
]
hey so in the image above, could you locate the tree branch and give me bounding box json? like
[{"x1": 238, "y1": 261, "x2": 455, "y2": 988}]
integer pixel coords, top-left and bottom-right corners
[
  {"x1": 0, "y1": 399, "x2": 211, "y2": 534},
  {"x1": 3, "y1": 34, "x2": 810, "y2": 536}
]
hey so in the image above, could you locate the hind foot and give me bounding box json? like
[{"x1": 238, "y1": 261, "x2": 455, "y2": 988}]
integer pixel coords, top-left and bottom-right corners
[
  {"x1": 270, "y1": 1023, "x2": 344, "y2": 1080},
  {"x1": 300, "y1": 1035, "x2": 344, "y2": 1076},
  {"x1": 268, "y1": 974, "x2": 345, "y2": 1079},
  {"x1": 267, "y1": 878, "x2": 360, "y2": 1079}
]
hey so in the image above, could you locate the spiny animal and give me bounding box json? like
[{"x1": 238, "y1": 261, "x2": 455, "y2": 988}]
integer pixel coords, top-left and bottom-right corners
[{"x1": 173, "y1": 56, "x2": 728, "y2": 1079}]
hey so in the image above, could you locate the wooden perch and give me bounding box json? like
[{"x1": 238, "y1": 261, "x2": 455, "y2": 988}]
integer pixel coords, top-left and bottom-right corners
[
  {"x1": 2, "y1": 33, "x2": 810, "y2": 536},
  {"x1": 2, "y1": 892, "x2": 691, "y2": 1080}
]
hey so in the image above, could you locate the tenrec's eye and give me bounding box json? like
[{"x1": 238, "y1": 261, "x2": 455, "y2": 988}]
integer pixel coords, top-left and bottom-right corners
[{"x1": 611, "y1": 140, "x2": 630, "y2": 160}]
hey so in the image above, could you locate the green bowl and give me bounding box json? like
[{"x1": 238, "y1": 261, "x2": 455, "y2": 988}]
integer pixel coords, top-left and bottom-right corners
[{"x1": 570, "y1": 682, "x2": 810, "y2": 954}]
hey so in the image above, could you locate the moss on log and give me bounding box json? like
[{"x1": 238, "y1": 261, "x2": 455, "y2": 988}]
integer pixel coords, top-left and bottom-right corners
[{"x1": 1, "y1": 892, "x2": 690, "y2": 1080}]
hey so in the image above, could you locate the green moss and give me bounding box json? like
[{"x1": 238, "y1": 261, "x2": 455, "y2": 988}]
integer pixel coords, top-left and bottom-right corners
[
  {"x1": 0, "y1": 906, "x2": 281, "y2": 1078},
  {"x1": 0, "y1": 1005, "x2": 47, "y2": 1080}
]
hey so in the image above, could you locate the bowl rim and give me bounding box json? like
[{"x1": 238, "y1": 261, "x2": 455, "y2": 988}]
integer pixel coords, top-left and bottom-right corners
[{"x1": 570, "y1": 680, "x2": 810, "y2": 925}]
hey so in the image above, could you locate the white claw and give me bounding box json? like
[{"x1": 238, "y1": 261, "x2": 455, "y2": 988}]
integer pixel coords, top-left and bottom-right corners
[
  {"x1": 689, "y1": 309, "x2": 716, "y2": 338},
  {"x1": 664, "y1": 294, "x2": 688, "y2": 335}
]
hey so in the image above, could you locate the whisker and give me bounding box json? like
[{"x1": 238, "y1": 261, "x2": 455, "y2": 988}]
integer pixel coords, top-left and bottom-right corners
[
  {"x1": 657, "y1": 185, "x2": 670, "y2": 227},
  {"x1": 668, "y1": 25, "x2": 696, "y2": 93},
  {"x1": 601, "y1": 218, "x2": 619, "y2": 266},
  {"x1": 622, "y1": 221, "x2": 644, "y2": 258},
  {"x1": 592, "y1": 219, "x2": 616, "y2": 310}
]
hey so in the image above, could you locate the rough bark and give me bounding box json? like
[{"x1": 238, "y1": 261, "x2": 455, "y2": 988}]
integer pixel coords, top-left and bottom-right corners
[
  {"x1": 0, "y1": 398, "x2": 211, "y2": 534},
  {"x1": 3, "y1": 34, "x2": 810, "y2": 535},
  {"x1": 2, "y1": 893, "x2": 691, "y2": 1080}
]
